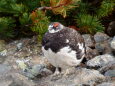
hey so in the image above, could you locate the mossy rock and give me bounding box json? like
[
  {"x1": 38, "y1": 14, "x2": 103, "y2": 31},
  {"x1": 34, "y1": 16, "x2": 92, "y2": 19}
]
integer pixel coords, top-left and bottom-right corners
[{"x1": 0, "y1": 40, "x2": 6, "y2": 51}]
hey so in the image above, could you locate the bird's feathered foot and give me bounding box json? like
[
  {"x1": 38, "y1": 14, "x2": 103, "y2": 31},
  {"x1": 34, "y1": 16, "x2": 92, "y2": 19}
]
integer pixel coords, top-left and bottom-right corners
[{"x1": 51, "y1": 67, "x2": 62, "y2": 81}]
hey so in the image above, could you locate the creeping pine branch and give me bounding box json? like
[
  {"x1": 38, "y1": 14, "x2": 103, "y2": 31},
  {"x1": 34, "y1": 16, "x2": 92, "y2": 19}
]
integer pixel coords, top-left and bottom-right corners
[{"x1": 37, "y1": 3, "x2": 66, "y2": 11}]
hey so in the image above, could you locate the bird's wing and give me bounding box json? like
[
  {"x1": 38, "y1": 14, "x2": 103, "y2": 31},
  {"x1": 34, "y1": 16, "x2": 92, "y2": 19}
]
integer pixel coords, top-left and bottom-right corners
[{"x1": 64, "y1": 28, "x2": 86, "y2": 60}]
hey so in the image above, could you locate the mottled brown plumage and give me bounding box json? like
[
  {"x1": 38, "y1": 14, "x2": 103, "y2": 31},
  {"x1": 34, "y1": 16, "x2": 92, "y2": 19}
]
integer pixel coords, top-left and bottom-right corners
[{"x1": 42, "y1": 22, "x2": 86, "y2": 74}]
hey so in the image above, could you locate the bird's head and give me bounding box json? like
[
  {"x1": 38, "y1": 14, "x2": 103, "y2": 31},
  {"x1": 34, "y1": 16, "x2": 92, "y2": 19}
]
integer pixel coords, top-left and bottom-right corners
[{"x1": 48, "y1": 22, "x2": 64, "y2": 33}]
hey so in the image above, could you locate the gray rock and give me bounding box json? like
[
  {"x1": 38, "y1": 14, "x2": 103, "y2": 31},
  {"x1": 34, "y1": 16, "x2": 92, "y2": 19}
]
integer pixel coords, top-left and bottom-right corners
[
  {"x1": 97, "y1": 82, "x2": 115, "y2": 86},
  {"x1": 104, "y1": 69, "x2": 115, "y2": 77},
  {"x1": 0, "y1": 64, "x2": 13, "y2": 86},
  {"x1": 95, "y1": 42, "x2": 112, "y2": 54},
  {"x1": 24, "y1": 64, "x2": 52, "y2": 78},
  {"x1": 74, "y1": 68, "x2": 105, "y2": 85},
  {"x1": 0, "y1": 55, "x2": 7, "y2": 64},
  {"x1": 0, "y1": 75, "x2": 13, "y2": 86},
  {"x1": 99, "y1": 61, "x2": 115, "y2": 74},
  {"x1": 82, "y1": 34, "x2": 95, "y2": 47},
  {"x1": 87, "y1": 54, "x2": 115, "y2": 67},
  {"x1": 0, "y1": 73, "x2": 36, "y2": 86},
  {"x1": 0, "y1": 64, "x2": 36, "y2": 86},
  {"x1": 16, "y1": 42, "x2": 23, "y2": 50},
  {"x1": 0, "y1": 49, "x2": 7, "y2": 56},
  {"x1": 38, "y1": 68, "x2": 105, "y2": 86},
  {"x1": 86, "y1": 47, "x2": 99, "y2": 60},
  {"x1": 110, "y1": 36, "x2": 115, "y2": 50},
  {"x1": 94, "y1": 32, "x2": 112, "y2": 54},
  {"x1": 10, "y1": 73, "x2": 36, "y2": 86},
  {"x1": 0, "y1": 64, "x2": 11, "y2": 75},
  {"x1": 94, "y1": 32, "x2": 110, "y2": 43}
]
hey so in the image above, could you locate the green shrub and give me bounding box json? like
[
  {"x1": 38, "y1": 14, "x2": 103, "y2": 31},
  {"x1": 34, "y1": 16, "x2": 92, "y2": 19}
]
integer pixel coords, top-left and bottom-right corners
[
  {"x1": 0, "y1": 17, "x2": 15, "y2": 39},
  {"x1": 30, "y1": 10, "x2": 49, "y2": 40},
  {"x1": 0, "y1": 0, "x2": 115, "y2": 40},
  {"x1": 75, "y1": 0, "x2": 115, "y2": 34}
]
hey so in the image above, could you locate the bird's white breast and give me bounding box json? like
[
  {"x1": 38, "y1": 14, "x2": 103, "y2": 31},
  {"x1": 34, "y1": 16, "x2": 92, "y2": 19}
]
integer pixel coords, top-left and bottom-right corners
[{"x1": 42, "y1": 45, "x2": 84, "y2": 69}]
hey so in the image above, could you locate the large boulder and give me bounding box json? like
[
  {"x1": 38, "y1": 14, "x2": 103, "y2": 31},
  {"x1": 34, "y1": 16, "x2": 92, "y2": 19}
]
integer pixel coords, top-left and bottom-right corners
[{"x1": 87, "y1": 54, "x2": 115, "y2": 67}]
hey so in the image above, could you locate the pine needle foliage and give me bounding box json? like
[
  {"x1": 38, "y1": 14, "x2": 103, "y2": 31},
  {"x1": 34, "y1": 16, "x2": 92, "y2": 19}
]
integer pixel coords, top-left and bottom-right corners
[
  {"x1": 0, "y1": 0, "x2": 115, "y2": 40},
  {"x1": 75, "y1": 0, "x2": 115, "y2": 34},
  {"x1": 0, "y1": 17, "x2": 15, "y2": 39},
  {"x1": 30, "y1": 10, "x2": 49, "y2": 40},
  {"x1": 76, "y1": 13, "x2": 104, "y2": 34},
  {"x1": 0, "y1": 0, "x2": 41, "y2": 39},
  {"x1": 96, "y1": 0, "x2": 115, "y2": 18}
]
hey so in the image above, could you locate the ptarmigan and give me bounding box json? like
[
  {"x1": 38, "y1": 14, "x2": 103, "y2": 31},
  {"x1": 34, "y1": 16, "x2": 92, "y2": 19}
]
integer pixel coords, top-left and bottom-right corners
[{"x1": 42, "y1": 22, "x2": 86, "y2": 75}]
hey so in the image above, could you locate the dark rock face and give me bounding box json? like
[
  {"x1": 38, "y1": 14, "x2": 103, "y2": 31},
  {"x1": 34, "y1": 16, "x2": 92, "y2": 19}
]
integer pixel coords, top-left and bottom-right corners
[{"x1": 107, "y1": 21, "x2": 115, "y2": 37}]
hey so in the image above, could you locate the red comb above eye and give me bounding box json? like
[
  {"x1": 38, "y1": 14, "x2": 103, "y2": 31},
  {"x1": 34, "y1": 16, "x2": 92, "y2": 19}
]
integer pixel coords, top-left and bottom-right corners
[{"x1": 53, "y1": 23, "x2": 59, "y2": 28}]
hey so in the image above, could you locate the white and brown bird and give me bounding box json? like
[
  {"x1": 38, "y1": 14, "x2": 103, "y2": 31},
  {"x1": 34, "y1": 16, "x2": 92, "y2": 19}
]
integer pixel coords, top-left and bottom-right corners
[{"x1": 42, "y1": 22, "x2": 86, "y2": 75}]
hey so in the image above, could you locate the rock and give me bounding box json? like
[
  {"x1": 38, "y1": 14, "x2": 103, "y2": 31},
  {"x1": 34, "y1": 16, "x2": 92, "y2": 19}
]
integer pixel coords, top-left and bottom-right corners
[
  {"x1": 24, "y1": 64, "x2": 52, "y2": 78},
  {"x1": 16, "y1": 42, "x2": 23, "y2": 50},
  {"x1": 0, "y1": 64, "x2": 36, "y2": 86},
  {"x1": 99, "y1": 61, "x2": 115, "y2": 74},
  {"x1": 0, "y1": 64, "x2": 13, "y2": 86},
  {"x1": 0, "y1": 75, "x2": 13, "y2": 86},
  {"x1": 0, "y1": 73, "x2": 36, "y2": 86},
  {"x1": 0, "y1": 64, "x2": 11, "y2": 75},
  {"x1": 86, "y1": 47, "x2": 99, "y2": 60},
  {"x1": 82, "y1": 34, "x2": 95, "y2": 48},
  {"x1": 107, "y1": 21, "x2": 115, "y2": 37},
  {"x1": 0, "y1": 49, "x2": 7, "y2": 56},
  {"x1": 38, "y1": 68, "x2": 105, "y2": 86},
  {"x1": 23, "y1": 64, "x2": 45, "y2": 78},
  {"x1": 97, "y1": 82, "x2": 115, "y2": 86},
  {"x1": 74, "y1": 68, "x2": 105, "y2": 85},
  {"x1": 94, "y1": 32, "x2": 112, "y2": 54},
  {"x1": 110, "y1": 36, "x2": 115, "y2": 50},
  {"x1": 16, "y1": 59, "x2": 28, "y2": 71},
  {"x1": 94, "y1": 32, "x2": 110, "y2": 43},
  {"x1": 95, "y1": 42, "x2": 112, "y2": 54},
  {"x1": 10, "y1": 73, "x2": 36, "y2": 86},
  {"x1": 0, "y1": 55, "x2": 7, "y2": 64},
  {"x1": 104, "y1": 69, "x2": 115, "y2": 77},
  {"x1": 87, "y1": 54, "x2": 115, "y2": 67},
  {"x1": 16, "y1": 57, "x2": 52, "y2": 79}
]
